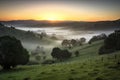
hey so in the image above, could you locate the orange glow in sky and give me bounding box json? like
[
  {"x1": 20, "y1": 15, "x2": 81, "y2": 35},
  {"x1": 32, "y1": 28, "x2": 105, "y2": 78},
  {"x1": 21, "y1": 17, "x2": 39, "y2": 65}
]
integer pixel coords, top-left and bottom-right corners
[
  {"x1": 39, "y1": 13, "x2": 65, "y2": 21},
  {"x1": 0, "y1": 1, "x2": 119, "y2": 21}
]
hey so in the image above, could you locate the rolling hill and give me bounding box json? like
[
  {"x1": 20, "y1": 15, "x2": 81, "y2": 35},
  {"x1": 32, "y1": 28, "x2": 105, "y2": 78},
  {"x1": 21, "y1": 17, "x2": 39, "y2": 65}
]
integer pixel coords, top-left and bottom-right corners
[
  {"x1": 0, "y1": 23, "x2": 53, "y2": 43},
  {"x1": 0, "y1": 40, "x2": 120, "y2": 80}
]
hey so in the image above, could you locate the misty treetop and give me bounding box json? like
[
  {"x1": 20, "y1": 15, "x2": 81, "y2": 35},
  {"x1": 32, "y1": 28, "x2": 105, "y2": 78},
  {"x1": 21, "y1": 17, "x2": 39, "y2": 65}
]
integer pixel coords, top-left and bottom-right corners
[{"x1": 61, "y1": 37, "x2": 86, "y2": 48}]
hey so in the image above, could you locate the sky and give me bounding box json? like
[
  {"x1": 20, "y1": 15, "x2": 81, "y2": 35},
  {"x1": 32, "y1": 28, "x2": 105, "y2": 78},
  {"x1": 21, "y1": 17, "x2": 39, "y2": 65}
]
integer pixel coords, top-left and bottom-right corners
[{"x1": 0, "y1": 0, "x2": 120, "y2": 21}]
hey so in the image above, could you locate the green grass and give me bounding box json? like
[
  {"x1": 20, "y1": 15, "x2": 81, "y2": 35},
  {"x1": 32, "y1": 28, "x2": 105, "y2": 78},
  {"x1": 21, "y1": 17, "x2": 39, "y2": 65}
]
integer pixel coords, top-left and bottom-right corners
[
  {"x1": 0, "y1": 40, "x2": 120, "y2": 80},
  {"x1": 69, "y1": 40, "x2": 103, "y2": 61}
]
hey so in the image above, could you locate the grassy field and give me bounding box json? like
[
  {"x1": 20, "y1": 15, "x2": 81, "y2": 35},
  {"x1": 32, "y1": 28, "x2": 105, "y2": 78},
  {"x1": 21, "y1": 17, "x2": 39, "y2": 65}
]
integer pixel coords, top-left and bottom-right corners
[{"x1": 0, "y1": 41, "x2": 120, "y2": 80}]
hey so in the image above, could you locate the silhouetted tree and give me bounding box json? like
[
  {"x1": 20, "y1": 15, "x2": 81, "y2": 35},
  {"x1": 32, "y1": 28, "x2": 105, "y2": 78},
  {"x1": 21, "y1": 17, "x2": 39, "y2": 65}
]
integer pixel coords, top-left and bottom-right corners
[
  {"x1": 61, "y1": 50, "x2": 72, "y2": 59},
  {"x1": 61, "y1": 39, "x2": 71, "y2": 47},
  {"x1": 79, "y1": 37, "x2": 86, "y2": 45},
  {"x1": 74, "y1": 51, "x2": 79, "y2": 57},
  {"x1": 0, "y1": 36, "x2": 29, "y2": 69},
  {"x1": 51, "y1": 47, "x2": 72, "y2": 61},
  {"x1": 88, "y1": 33, "x2": 107, "y2": 44},
  {"x1": 71, "y1": 39, "x2": 77, "y2": 46},
  {"x1": 51, "y1": 47, "x2": 61, "y2": 59},
  {"x1": 99, "y1": 30, "x2": 120, "y2": 54}
]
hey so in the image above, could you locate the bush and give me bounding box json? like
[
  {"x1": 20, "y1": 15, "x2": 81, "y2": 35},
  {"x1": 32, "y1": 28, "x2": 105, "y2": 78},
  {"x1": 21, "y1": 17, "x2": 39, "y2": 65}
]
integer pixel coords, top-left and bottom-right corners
[{"x1": 0, "y1": 36, "x2": 29, "y2": 69}]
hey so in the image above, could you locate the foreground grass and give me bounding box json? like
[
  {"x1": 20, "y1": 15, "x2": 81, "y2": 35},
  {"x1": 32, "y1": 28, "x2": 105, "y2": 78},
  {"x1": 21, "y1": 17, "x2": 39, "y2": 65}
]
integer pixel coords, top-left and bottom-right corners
[{"x1": 0, "y1": 41, "x2": 120, "y2": 80}]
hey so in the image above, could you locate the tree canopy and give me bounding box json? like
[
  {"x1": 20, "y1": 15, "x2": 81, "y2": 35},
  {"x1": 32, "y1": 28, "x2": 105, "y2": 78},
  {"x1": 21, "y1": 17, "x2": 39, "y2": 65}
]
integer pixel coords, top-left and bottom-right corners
[
  {"x1": 0, "y1": 36, "x2": 29, "y2": 69},
  {"x1": 51, "y1": 47, "x2": 72, "y2": 61},
  {"x1": 99, "y1": 30, "x2": 120, "y2": 54}
]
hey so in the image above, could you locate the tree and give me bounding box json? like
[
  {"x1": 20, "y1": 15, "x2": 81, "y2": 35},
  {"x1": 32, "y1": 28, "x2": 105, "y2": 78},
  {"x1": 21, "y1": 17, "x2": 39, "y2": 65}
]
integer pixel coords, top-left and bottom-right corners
[
  {"x1": 99, "y1": 30, "x2": 120, "y2": 54},
  {"x1": 88, "y1": 33, "x2": 107, "y2": 44},
  {"x1": 74, "y1": 51, "x2": 79, "y2": 57},
  {"x1": 51, "y1": 47, "x2": 72, "y2": 61},
  {"x1": 98, "y1": 46, "x2": 115, "y2": 55},
  {"x1": 61, "y1": 39, "x2": 70, "y2": 47},
  {"x1": 41, "y1": 31, "x2": 47, "y2": 37},
  {"x1": 51, "y1": 47, "x2": 61, "y2": 59},
  {"x1": 0, "y1": 36, "x2": 29, "y2": 69},
  {"x1": 61, "y1": 50, "x2": 72, "y2": 59},
  {"x1": 79, "y1": 37, "x2": 86, "y2": 45},
  {"x1": 71, "y1": 39, "x2": 77, "y2": 46}
]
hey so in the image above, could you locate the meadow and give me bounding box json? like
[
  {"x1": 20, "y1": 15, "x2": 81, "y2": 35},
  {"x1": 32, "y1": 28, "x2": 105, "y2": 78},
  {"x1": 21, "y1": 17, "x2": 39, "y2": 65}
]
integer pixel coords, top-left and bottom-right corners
[{"x1": 0, "y1": 41, "x2": 120, "y2": 80}]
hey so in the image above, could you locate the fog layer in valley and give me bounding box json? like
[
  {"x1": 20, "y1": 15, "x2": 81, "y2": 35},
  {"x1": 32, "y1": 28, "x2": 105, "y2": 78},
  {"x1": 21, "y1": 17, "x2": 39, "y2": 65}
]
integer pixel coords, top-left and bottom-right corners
[
  {"x1": 14, "y1": 26, "x2": 113, "y2": 58},
  {"x1": 16, "y1": 26, "x2": 113, "y2": 42}
]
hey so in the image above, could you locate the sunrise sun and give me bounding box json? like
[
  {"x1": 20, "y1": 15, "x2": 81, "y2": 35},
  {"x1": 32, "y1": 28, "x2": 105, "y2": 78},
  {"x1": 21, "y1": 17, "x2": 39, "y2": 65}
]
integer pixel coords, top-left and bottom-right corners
[
  {"x1": 47, "y1": 17, "x2": 58, "y2": 21},
  {"x1": 40, "y1": 13, "x2": 64, "y2": 21}
]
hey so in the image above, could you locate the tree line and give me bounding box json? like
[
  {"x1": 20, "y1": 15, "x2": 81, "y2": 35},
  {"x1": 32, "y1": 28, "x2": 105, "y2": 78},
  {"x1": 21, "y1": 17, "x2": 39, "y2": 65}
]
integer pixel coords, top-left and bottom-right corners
[
  {"x1": 99, "y1": 30, "x2": 120, "y2": 54},
  {"x1": 61, "y1": 37, "x2": 86, "y2": 48}
]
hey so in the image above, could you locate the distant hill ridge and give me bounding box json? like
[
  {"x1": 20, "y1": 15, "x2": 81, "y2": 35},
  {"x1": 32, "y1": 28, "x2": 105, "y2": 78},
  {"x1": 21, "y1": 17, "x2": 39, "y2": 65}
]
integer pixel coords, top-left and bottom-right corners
[{"x1": 0, "y1": 19, "x2": 120, "y2": 30}]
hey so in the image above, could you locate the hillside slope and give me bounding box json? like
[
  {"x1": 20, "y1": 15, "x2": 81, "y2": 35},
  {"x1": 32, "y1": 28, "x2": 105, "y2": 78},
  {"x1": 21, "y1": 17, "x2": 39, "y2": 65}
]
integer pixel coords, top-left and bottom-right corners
[
  {"x1": 0, "y1": 41, "x2": 120, "y2": 80},
  {"x1": 0, "y1": 23, "x2": 53, "y2": 44}
]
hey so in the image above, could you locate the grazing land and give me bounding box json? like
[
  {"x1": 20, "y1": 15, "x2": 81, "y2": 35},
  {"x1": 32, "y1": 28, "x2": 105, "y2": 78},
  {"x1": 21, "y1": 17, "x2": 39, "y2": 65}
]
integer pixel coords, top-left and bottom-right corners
[{"x1": 0, "y1": 41, "x2": 120, "y2": 80}]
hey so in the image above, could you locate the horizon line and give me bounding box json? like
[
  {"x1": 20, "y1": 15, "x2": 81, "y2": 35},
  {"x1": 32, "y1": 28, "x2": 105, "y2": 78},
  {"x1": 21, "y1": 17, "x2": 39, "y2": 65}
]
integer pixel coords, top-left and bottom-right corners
[{"x1": 0, "y1": 18, "x2": 120, "y2": 22}]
